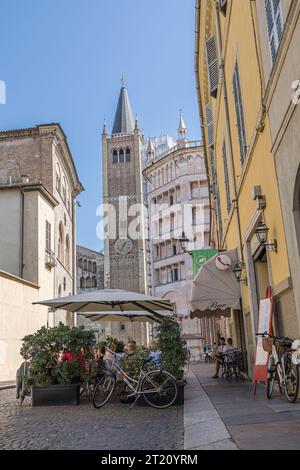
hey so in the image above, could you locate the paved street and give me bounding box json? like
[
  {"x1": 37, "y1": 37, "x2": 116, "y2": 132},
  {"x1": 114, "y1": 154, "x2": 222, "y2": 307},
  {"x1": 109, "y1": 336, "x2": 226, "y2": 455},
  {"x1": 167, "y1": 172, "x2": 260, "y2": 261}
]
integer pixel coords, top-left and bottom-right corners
[
  {"x1": 0, "y1": 388, "x2": 183, "y2": 450},
  {"x1": 3, "y1": 363, "x2": 300, "y2": 451},
  {"x1": 192, "y1": 362, "x2": 300, "y2": 450}
]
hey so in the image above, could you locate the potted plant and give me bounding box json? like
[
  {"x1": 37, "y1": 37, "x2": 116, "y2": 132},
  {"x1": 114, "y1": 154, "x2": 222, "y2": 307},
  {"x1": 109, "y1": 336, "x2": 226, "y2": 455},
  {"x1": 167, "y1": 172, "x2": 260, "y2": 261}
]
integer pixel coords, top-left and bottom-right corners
[
  {"x1": 156, "y1": 318, "x2": 188, "y2": 406},
  {"x1": 21, "y1": 323, "x2": 95, "y2": 406},
  {"x1": 121, "y1": 345, "x2": 153, "y2": 405}
]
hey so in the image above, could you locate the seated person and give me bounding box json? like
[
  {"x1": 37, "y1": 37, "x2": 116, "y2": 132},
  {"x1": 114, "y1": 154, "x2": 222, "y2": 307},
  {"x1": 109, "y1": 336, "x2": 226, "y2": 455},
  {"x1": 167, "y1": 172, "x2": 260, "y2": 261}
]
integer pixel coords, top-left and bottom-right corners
[
  {"x1": 223, "y1": 338, "x2": 236, "y2": 363},
  {"x1": 212, "y1": 337, "x2": 226, "y2": 378},
  {"x1": 127, "y1": 340, "x2": 136, "y2": 353},
  {"x1": 148, "y1": 340, "x2": 161, "y2": 367}
]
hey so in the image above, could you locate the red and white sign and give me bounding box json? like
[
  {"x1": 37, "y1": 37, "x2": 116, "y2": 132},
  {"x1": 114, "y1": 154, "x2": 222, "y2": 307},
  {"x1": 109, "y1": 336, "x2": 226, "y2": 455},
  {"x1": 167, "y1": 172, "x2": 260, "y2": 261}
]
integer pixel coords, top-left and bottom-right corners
[{"x1": 215, "y1": 254, "x2": 232, "y2": 271}]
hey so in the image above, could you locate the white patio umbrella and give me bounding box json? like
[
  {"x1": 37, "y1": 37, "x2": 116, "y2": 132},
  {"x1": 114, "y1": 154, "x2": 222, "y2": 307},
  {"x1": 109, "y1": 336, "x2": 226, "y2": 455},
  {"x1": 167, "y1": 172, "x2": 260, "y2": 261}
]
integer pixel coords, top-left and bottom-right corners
[{"x1": 33, "y1": 289, "x2": 174, "y2": 323}]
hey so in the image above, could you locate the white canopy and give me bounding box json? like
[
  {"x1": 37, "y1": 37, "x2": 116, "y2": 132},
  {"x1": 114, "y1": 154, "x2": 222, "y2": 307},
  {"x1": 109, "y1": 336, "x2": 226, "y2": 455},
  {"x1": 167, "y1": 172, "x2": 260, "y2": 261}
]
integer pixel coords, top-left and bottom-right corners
[
  {"x1": 190, "y1": 249, "x2": 241, "y2": 319},
  {"x1": 33, "y1": 289, "x2": 174, "y2": 323}
]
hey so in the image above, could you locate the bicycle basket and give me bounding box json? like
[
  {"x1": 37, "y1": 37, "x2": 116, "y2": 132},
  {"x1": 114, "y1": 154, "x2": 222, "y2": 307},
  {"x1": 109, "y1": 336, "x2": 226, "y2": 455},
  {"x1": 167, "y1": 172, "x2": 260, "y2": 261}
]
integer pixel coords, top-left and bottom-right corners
[
  {"x1": 275, "y1": 339, "x2": 292, "y2": 354},
  {"x1": 103, "y1": 350, "x2": 124, "y2": 372},
  {"x1": 262, "y1": 337, "x2": 273, "y2": 352}
]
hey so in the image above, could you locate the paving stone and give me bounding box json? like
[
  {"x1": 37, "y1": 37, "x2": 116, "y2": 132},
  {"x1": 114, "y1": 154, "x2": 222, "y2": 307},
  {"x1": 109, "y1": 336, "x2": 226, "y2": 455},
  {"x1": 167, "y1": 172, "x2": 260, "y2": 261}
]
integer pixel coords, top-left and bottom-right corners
[
  {"x1": 193, "y1": 362, "x2": 300, "y2": 450},
  {"x1": 185, "y1": 419, "x2": 231, "y2": 449},
  {"x1": 190, "y1": 438, "x2": 239, "y2": 450},
  {"x1": 268, "y1": 403, "x2": 300, "y2": 413},
  {"x1": 0, "y1": 388, "x2": 183, "y2": 450},
  {"x1": 184, "y1": 408, "x2": 220, "y2": 426}
]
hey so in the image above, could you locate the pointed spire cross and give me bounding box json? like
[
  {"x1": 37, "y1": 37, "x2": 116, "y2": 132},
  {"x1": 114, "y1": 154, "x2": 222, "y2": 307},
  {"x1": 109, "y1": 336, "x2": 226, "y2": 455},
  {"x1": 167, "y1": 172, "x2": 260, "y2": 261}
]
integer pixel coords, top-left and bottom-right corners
[{"x1": 112, "y1": 78, "x2": 135, "y2": 134}]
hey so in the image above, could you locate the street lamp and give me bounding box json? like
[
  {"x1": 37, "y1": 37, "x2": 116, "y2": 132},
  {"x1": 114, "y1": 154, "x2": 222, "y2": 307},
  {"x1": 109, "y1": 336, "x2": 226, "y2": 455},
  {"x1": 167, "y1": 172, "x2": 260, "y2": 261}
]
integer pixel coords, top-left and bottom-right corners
[
  {"x1": 255, "y1": 222, "x2": 278, "y2": 253},
  {"x1": 179, "y1": 231, "x2": 190, "y2": 254},
  {"x1": 233, "y1": 261, "x2": 247, "y2": 284},
  {"x1": 255, "y1": 222, "x2": 269, "y2": 245}
]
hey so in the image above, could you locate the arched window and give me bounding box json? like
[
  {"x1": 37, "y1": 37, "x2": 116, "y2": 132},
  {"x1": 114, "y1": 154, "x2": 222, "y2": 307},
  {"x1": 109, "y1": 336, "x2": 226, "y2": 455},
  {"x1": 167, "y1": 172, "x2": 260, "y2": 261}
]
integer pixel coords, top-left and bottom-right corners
[
  {"x1": 62, "y1": 176, "x2": 66, "y2": 203},
  {"x1": 158, "y1": 171, "x2": 161, "y2": 187},
  {"x1": 153, "y1": 172, "x2": 157, "y2": 189},
  {"x1": 80, "y1": 277, "x2": 85, "y2": 289},
  {"x1": 119, "y1": 149, "x2": 125, "y2": 163},
  {"x1": 92, "y1": 276, "x2": 97, "y2": 288},
  {"x1": 58, "y1": 284, "x2": 62, "y2": 297},
  {"x1": 171, "y1": 162, "x2": 175, "y2": 180},
  {"x1": 67, "y1": 189, "x2": 71, "y2": 213},
  {"x1": 79, "y1": 257, "x2": 83, "y2": 268},
  {"x1": 58, "y1": 222, "x2": 64, "y2": 264},
  {"x1": 86, "y1": 276, "x2": 91, "y2": 289},
  {"x1": 126, "y1": 148, "x2": 131, "y2": 163},
  {"x1": 65, "y1": 235, "x2": 70, "y2": 271},
  {"x1": 113, "y1": 149, "x2": 118, "y2": 164},
  {"x1": 56, "y1": 163, "x2": 61, "y2": 194},
  {"x1": 84, "y1": 259, "x2": 87, "y2": 271},
  {"x1": 93, "y1": 262, "x2": 97, "y2": 273},
  {"x1": 88, "y1": 260, "x2": 92, "y2": 272},
  {"x1": 162, "y1": 168, "x2": 165, "y2": 185}
]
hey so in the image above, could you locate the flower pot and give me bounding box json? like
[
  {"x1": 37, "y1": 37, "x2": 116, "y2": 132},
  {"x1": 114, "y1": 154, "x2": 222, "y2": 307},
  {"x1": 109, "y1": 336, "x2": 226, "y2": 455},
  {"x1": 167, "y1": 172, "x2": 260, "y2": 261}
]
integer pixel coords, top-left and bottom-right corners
[
  {"x1": 173, "y1": 380, "x2": 185, "y2": 406},
  {"x1": 32, "y1": 383, "x2": 80, "y2": 407}
]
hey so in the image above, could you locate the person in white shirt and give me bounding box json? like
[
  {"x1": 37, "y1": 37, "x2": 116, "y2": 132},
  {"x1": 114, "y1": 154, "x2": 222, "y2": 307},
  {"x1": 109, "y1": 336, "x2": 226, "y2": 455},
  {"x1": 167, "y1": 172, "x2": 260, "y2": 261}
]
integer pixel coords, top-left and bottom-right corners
[
  {"x1": 223, "y1": 338, "x2": 235, "y2": 363},
  {"x1": 212, "y1": 337, "x2": 226, "y2": 378}
]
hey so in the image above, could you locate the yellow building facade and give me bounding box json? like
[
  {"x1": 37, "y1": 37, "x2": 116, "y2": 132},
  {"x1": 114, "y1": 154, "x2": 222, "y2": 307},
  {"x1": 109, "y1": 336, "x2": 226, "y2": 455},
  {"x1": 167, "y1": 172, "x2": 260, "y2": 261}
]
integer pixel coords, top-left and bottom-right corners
[{"x1": 195, "y1": 0, "x2": 299, "y2": 373}]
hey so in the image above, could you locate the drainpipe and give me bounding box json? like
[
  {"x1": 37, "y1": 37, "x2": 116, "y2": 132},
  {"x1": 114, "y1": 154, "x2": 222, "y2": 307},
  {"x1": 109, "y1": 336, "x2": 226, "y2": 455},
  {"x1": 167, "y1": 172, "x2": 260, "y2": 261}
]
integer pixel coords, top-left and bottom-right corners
[
  {"x1": 214, "y1": 2, "x2": 244, "y2": 259},
  {"x1": 72, "y1": 194, "x2": 77, "y2": 327},
  {"x1": 20, "y1": 190, "x2": 25, "y2": 278}
]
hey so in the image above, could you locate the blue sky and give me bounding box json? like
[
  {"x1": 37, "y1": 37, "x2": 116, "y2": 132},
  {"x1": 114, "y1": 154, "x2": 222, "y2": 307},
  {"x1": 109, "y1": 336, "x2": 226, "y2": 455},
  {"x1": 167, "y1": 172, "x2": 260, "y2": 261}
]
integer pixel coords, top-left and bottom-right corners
[{"x1": 0, "y1": 0, "x2": 200, "y2": 251}]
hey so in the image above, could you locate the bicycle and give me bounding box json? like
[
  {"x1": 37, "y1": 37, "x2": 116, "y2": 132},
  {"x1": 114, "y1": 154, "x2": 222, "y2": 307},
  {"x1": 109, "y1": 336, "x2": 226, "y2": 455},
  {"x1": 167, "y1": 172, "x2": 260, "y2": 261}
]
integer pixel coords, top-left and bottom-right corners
[
  {"x1": 92, "y1": 349, "x2": 178, "y2": 410},
  {"x1": 257, "y1": 332, "x2": 300, "y2": 403}
]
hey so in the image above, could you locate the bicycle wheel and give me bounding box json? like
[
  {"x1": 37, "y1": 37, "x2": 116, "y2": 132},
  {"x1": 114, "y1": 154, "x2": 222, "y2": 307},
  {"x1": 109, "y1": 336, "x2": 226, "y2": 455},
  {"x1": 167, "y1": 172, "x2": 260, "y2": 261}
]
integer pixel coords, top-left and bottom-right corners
[
  {"x1": 225, "y1": 363, "x2": 232, "y2": 382},
  {"x1": 141, "y1": 370, "x2": 178, "y2": 409},
  {"x1": 92, "y1": 374, "x2": 115, "y2": 409},
  {"x1": 267, "y1": 355, "x2": 275, "y2": 399},
  {"x1": 284, "y1": 353, "x2": 299, "y2": 403}
]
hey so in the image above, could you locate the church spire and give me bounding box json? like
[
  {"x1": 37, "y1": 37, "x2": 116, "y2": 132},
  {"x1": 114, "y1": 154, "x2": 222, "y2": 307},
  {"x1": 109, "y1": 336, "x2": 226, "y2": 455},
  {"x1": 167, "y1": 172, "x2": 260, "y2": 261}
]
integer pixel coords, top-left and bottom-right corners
[
  {"x1": 177, "y1": 109, "x2": 187, "y2": 141},
  {"x1": 112, "y1": 77, "x2": 135, "y2": 135},
  {"x1": 146, "y1": 138, "x2": 155, "y2": 161}
]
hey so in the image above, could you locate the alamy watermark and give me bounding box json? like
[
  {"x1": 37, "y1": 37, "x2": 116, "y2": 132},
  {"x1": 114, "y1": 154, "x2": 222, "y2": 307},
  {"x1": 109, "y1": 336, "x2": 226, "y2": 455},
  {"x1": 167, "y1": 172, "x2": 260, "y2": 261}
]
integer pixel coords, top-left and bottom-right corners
[
  {"x1": 0, "y1": 80, "x2": 6, "y2": 104},
  {"x1": 96, "y1": 200, "x2": 208, "y2": 247}
]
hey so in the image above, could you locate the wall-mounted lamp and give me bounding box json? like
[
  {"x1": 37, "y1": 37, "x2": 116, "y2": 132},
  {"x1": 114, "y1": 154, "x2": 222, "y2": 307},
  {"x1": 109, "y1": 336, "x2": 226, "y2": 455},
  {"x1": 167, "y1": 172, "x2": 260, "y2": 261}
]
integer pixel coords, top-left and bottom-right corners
[
  {"x1": 233, "y1": 261, "x2": 247, "y2": 284},
  {"x1": 179, "y1": 231, "x2": 191, "y2": 254},
  {"x1": 255, "y1": 222, "x2": 278, "y2": 253}
]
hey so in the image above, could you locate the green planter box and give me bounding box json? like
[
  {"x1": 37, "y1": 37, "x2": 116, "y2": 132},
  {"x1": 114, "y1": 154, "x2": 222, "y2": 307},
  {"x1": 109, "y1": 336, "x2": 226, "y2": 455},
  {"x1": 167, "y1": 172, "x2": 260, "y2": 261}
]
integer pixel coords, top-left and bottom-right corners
[{"x1": 32, "y1": 383, "x2": 80, "y2": 407}]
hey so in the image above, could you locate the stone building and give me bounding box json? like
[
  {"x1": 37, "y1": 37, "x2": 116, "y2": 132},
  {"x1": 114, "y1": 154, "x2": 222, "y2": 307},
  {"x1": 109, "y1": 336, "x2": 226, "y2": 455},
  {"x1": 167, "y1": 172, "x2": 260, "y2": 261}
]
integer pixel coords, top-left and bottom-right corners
[
  {"x1": 102, "y1": 81, "x2": 149, "y2": 345},
  {"x1": 143, "y1": 114, "x2": 211, "y2": 354},
  {"x1": 76, "y1": 245, "x2": 104, "y2": 293},
  {"x1": 76, "y1": 245, "x2": 106, "y2": 342},
  {"x1": 0, "y1": 123, "x2": 82, "y2": 380}
]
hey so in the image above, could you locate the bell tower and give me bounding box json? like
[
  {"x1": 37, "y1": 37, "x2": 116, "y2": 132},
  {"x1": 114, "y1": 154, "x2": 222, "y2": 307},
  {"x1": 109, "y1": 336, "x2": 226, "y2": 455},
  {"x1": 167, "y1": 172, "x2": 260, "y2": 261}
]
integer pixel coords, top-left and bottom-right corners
[{"x1": 102, "y1": 79, "x2": 148, "y2": 344}]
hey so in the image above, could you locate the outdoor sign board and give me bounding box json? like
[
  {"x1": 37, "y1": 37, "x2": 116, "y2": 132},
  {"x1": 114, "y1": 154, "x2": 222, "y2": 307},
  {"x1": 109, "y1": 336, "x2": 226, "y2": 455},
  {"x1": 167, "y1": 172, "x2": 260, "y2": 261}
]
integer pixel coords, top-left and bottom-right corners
[
  {"x1": 253, "y1": 287, "x2": 274, "y2": 395},
  {"x1": 192, "y1": 249, "x2": 218, "y2": 278}
]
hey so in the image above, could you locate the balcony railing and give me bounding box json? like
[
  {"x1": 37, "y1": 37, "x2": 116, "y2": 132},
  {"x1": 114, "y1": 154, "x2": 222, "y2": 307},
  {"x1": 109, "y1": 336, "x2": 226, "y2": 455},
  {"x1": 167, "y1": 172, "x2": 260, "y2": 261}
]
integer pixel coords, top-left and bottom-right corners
[
  {"x1": 45, "y1": 249, "x2": 57, "y2": 268},
  {"x1": 155, "y1": 140, "x2": 202, "y2": 162}
]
